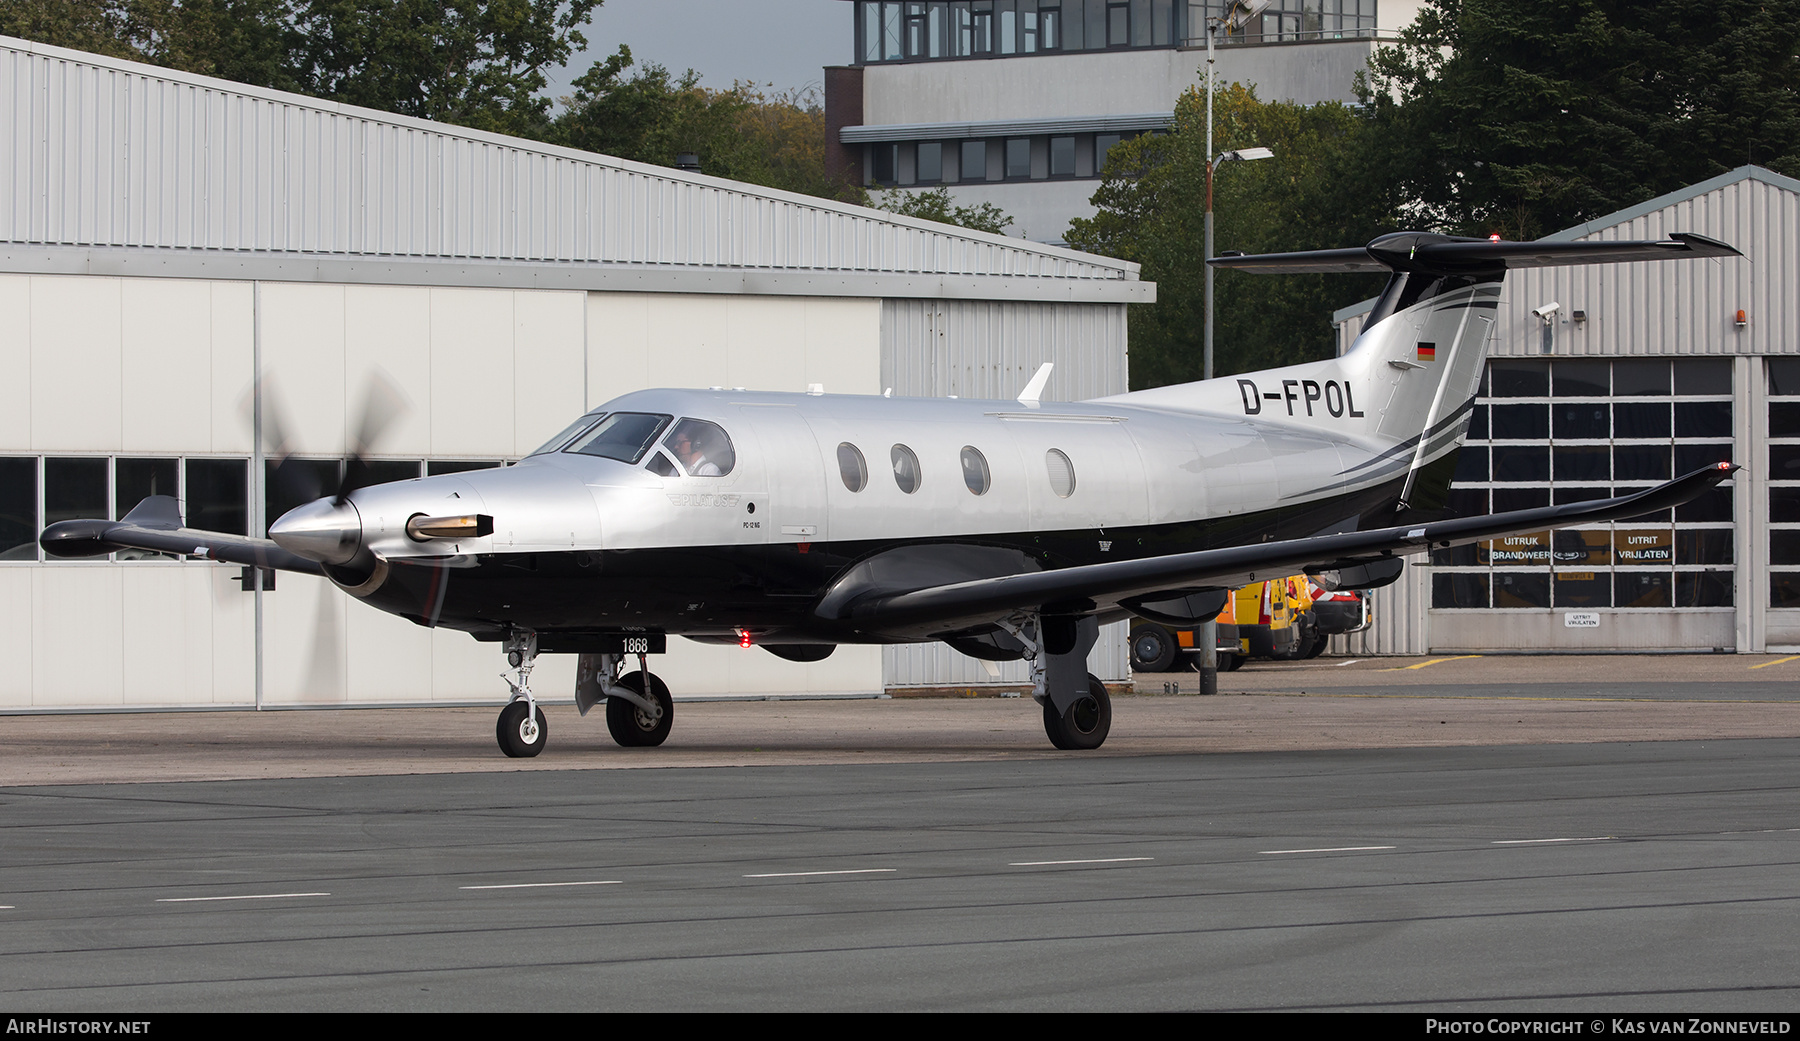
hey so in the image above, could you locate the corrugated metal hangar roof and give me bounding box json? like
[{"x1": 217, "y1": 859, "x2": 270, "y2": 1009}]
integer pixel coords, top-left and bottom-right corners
[{"x1": 0, "y1": 35, "x2": 1150, "y2": 304}]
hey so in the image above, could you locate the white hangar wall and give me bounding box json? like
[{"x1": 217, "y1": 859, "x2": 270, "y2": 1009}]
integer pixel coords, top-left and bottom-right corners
[
  {"x1": 0, "y1": 36, "x2": 1147, "y2": 710},
  {"x1": 0, "y1": 274, "x2": 891, "y2": 708},
  {"x1": 1331, "y1": 166, "x2": 1800, "y2": 656}
]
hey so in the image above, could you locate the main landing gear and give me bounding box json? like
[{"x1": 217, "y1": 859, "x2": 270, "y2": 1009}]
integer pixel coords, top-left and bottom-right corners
[
  {"x1": 575, "y1": 651, "x2": 674, "y2": 749},
  {"x1": 494, "y1": 635, "x2": 676, "y2": 757},
  {"x1": 1000, "y1": 614, "x2": 1112, "y2": 751}
]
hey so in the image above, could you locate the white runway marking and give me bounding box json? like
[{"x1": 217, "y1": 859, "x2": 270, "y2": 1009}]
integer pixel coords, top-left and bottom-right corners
[
  {"x1": 742, "y1": 869, "x2": 897, "y2": 878},
  {"x1": 1491, "y1": 837, "x2": 1613, "y2": 844},
  {"x1": 1259, "y1": 845, "x2": 1396, "y2": 854},
  {"x1": 155, "y1": 892, "x2": 330, "y2": 903},
  {"x1": 1009, "y1": 857, "x2": 1155, "y2": 866},
  {"x1": 459, "y1": 881, "x2": 623, "y2": 890}
]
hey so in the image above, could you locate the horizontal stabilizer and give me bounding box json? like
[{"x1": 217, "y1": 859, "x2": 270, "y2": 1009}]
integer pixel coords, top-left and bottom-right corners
[
  {"x1": 1211, "y1": 231, "x2": 1741, "y2": 276},
  {"x1": 824, "y1": 464, "x2": 1736, "y2": 636}
]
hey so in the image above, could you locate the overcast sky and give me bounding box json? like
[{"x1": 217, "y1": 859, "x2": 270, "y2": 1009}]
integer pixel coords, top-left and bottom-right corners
[{"x1": 545, "y1": 0, "x2": 853, "y2": 101}]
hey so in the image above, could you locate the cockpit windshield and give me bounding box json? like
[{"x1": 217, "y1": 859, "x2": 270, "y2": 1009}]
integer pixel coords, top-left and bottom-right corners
[
  {"x1": 527, "y1": 414, "x2": 603, "y2": 457},
  {"x1": 564, "y1": 412, "x2": 672, "y2": 464}
]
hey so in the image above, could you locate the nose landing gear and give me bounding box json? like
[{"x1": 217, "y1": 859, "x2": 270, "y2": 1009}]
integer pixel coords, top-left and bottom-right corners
[{"x1": 497, "y1": 631, "x2": 547, "y2": 758}]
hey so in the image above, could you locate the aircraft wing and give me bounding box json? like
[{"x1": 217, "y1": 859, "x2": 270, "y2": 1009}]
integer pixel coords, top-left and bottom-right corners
[
  {"x1": 822, "y1": 464, "x2": 1736, "y2": 635},
  {"x1": 39, "y1": 495, "x2": 326, "y2": 575}
]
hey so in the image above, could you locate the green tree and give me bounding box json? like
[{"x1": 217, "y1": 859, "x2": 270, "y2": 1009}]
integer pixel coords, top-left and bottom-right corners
[
  {"x1": 1067, "y1": 84, "x2": 1393, "y2": 389},
  {"x1": 295, "y1": 0, "x2": 604, "y2": 137},
  {"x1": 1363, "y1": 0, "x2": 1800, "y2": 240},
  {"x1": 552, "y1": 61, "x2": 856, "y2": 201},
  {"x1": 2, "y1": 0, "x2": 605, "y2": 140},
  {"x1": 871, "y1": 186, "x2": 1013, "y2": 235}
]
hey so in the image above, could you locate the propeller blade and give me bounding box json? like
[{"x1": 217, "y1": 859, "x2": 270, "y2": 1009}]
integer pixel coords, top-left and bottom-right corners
[{"x1": 335, "y1": 369, "x2": 410, "y2": 505}]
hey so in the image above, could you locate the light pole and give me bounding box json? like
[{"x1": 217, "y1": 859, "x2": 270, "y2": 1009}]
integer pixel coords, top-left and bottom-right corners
[
  {"x1": 1199, "y1": 1, "x2": 1270, "y2": 697},
  {"x1": 1204, "y1": 145, "x2": 1273, "y2": 381}
]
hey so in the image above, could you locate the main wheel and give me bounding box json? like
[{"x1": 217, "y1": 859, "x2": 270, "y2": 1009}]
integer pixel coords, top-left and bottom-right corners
[
  {"x1": 496, "y1": 701, "x2": 548, "y2": 758},
  {"x1": 605, "y1": 671, "x2": 674, "y2": 747},
  {"x1": 1304, "y1": 635, "x2": 1329, "y2": 659},
  {"x1": 1129, "y1": 623, "x2": 1177, "y2": 672},
  {"x1": 1042, "y1": 673, "x2": 1111, "y2": 751}
]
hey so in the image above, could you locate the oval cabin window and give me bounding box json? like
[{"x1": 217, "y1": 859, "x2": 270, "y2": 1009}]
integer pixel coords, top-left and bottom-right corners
[
  {"x1": 1045, "y1": 449, "x2": 1076, "y2": 498},
  {"x1": 838, "y1": 443, "x2": 868, "y2": 492},
  {"x1": 960, "y1": 446, "x2": 990, "y2": 495},
  {"x1": 891, "y1": 444, "x2": 921, "y2": 494}
]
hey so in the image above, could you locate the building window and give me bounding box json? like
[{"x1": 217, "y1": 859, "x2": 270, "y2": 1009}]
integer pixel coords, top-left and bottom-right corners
[
  {"x1": 1768, "y1": 359, "x2": 1800, "y2": 607},
  {"x1": 858, "y1": 0, "x2": 1191, "y2": 62},
  {"x1": 871, "y1": 143, "x2": 898, "y2": 184},
  {"x1": 0, "y1": 457, "x2": 37, "y2": 560},
  {"x1": 1182, "y1": 1, "x2": 1378, "y2": 46},
  {"x1": 917, "y1": 141, "x2": 944, "y2": 183},
  {"x1": 1432, "y1": 358, "x2": 1735, "y2": 610},
  {"x1": 1005, "y1": 137, "x2": 1031, "y2": 178},
  {"x1": 866, "y1": 132, "x2": 1149, "y2": 186},
  {"x1": 961, "y1": 140, "x2": 988, "y2": 182}
]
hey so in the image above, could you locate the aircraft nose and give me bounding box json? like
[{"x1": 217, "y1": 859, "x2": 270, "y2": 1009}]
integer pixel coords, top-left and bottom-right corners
[{"x1": 269, "y1": 497, "x2": 364, "y2": 565}]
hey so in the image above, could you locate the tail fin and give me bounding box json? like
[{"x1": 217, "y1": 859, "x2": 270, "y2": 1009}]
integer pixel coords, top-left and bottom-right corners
[{"x1": 1111, "y1": 230, "x2": 1741, "y2": 506}]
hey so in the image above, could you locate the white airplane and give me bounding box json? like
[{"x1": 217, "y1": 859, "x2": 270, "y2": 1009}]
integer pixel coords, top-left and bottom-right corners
[{"x1": 42, "y1": 231, "x2": 1740, "y2": 756}]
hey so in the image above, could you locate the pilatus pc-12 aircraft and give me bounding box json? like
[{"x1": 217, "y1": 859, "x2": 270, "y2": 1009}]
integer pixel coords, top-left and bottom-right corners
[{"x1": 43, "y1": 231, "x2": 1740, "y2": 756}]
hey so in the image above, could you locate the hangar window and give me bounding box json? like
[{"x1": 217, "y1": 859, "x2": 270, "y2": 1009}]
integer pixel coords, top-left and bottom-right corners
[
  {"x1": 1766, "y1": 359, "x2": 1800, "y2": 608},
  {"x1": 961, "y1": 446, "x2": 991, "y2": 495},
  {"x1": 661, "y1": 419, "x2": 735, "y2": 477},
  {"x1": 115, "y1": 458, "x2": 181, "y2": 559},
  {"x1": 838, "y1": 443, "x2": 869, "y2": 492},
  {"x1": 186, "y1": 459, "x2": 249, "y2": 537},
  {"x1": 1432, "y1": 358, "x2": 1735, "y2": 611},
  {"x1": 891, "y1": 444, "x2": 922, "y2": 494},
  {"x1": 1045, "y1": 448, "x2": 1075, "y2": 497},
  {"x1": 0, "y1": 457, "x2": 38, "y2": 560},
  {"x1": 45, "y1": 458, "x2": 108, "y2": 529},
  {"x1": 565, "y1": 413, "x2": 672, "y2": 465}
]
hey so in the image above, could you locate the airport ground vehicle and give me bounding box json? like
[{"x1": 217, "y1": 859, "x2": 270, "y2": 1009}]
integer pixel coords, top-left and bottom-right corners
[{"x1": 1129, "y1": 600, "x2": 1240, "y2": 672}]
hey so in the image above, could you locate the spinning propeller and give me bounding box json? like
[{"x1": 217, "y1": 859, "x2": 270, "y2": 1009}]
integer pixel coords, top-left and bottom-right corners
[{"x1": 255, "y1": 371, "x2": 409, "y2": 566}]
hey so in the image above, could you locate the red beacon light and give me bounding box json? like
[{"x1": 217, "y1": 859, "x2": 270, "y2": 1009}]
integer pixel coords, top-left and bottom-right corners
[
  {"x1": 1488, "y1": 233, "x2": 1501, "y2": 242},
  {"x1": 737, "y1": 628, "x2": 753, "y2": 648}
]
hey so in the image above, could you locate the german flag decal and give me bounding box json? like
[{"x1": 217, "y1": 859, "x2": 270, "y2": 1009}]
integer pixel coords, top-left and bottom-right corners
[{"x1": 1417, "y1": 341, "x2": 1437, "y2": 362}]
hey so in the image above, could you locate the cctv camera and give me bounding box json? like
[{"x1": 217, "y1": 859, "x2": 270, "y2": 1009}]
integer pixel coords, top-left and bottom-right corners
[{"x1": 1532, "y1": 302, "x2": 1561, "y2": 321}]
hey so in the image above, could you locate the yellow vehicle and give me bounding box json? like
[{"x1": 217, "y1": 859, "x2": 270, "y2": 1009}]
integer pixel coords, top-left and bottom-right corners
[{"x1": 1234, "y1": 579, "x2": 1299, "y2": 660}]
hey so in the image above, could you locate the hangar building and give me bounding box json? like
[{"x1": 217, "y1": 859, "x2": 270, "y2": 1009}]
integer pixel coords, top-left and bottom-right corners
[
  {"x1": 1335, "y1": 166, "x2": 1800, "y2": 656},
  {"x1": 0, "y1": 35, "x2": 1149, "y2": 711}
]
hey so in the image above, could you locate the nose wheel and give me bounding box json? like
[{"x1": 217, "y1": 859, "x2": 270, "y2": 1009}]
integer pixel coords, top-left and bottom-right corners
[
  {"x1": 496, "y1": 630, "x2": 548, "y2": 758},
  {"x1": 497, "y1": 700, "x2": 549, "y2": 758}
]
